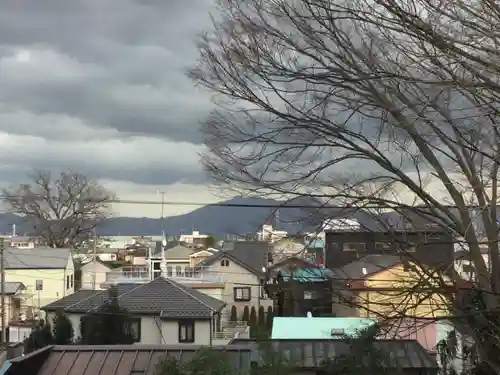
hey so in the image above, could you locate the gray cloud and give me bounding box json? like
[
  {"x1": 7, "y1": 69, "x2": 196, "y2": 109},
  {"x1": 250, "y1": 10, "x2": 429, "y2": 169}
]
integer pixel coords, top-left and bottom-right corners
[{"x1": 0, "y1": 0, "x2": 215, "y2": 187}]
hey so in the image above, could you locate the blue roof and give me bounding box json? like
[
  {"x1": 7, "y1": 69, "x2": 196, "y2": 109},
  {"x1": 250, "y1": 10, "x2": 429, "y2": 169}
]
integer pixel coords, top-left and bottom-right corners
[
  {"x1": 279, "y1": 267, "x2": 335, "y2": 282},
  {"x1": 271, "y1": 317, "x2": 376, "y2": 339},
  {"x1": 0, "y1": 360, "x2": 11, "y2": 375}
]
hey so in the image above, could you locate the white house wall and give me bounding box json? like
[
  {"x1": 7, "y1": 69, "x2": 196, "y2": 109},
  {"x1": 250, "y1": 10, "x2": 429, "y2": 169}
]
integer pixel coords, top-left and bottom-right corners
[
  {"x1": 46, "y1": 313, "x2": 213, "y2": 345},
  {"x1": 80, "y1": 262, "x2": 111, "y2": 290},
  {"x1": 207, "y1": 257, "x2": 272, "y2": 315},
  {"x1": 6, "y1": 256, "x2": 75, "y2": 310}
]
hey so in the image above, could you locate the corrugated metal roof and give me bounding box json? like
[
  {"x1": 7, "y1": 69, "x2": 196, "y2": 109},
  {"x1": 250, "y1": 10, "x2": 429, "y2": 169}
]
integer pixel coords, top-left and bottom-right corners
[
  {"x1": 229, "y1": 339, "x2": 439, "y2": 369},
  {"x1": 6, "y1": 345, "x2": 253, "y2": 375},
  {"x1": 42, "y1": 278, "x2": 226, "y2": 318},
  {"x1": 5, "y1": 248, "x2": 71, "y2": 269},
  {"x1": 278, "y1": 267, "x2": 335, "y2": 282}
]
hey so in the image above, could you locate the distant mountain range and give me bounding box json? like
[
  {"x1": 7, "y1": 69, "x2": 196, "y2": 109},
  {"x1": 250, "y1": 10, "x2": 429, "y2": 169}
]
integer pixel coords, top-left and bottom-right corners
[{"x1": 0, "y1": 197, "x2": 350, "y2": 237}]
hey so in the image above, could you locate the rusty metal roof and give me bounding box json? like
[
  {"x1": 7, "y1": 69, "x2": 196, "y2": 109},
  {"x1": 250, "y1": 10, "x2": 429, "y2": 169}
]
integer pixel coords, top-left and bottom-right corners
[
  {"x1": 229, "y1": 339, "x2": 439, "y2": 369},
  {"x1": 6, "y1": 345, "x2": 253, "y2": 375}
]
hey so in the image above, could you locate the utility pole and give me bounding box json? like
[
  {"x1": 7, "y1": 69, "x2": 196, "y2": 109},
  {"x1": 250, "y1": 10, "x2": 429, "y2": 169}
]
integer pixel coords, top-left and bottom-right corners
[
  {"x1": 91, "y1": 228, "x2": 97, "y2": 289},
  {"x1": 0, "y1": 237, "x2": 6, "y2": 345}
]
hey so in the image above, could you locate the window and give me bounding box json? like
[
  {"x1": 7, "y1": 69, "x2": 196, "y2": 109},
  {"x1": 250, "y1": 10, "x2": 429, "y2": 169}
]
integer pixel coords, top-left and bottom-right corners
[
  {"x1": 375, "y1": 242, "x2": 392, "y2": 251},
  {"x1": 178, "y1": 320, "x2": 195, "y2": 343},
  {"x1": 167, "y1": 266, "x2": 173, "y2": 277},
  {"x1": 234, "y1": 287, "x2": 251, "y2": 301},
  {"x1": 70, "y1": 274, "x2": 74, "y2": 288},
  {"x1": 220, "y1": 259, "x2": 229, "y2": 267},
  {"x1": 342, "y1": 243, "x2": 366, "y2": 252},
  {"x1": 462, "y1": 264, "x2": 475, "y2": 274},
  {"x1": 175, "y1": 266, "x2": 182, "y2": 276},
  {"x1": 397, "y1": 244, "x2": 416, "y2": 253},
  {"x1": 66, "y1": 275, "x2": 70, "y2": 289},
  {"x1": 129, "y1": 318, "x2": 141, "y2": 342}
]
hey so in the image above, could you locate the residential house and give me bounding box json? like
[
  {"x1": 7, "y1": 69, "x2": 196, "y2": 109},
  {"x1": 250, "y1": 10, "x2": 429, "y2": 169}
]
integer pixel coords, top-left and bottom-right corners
[
  {"x1": 325, "y1": 227, "x2": 454, "y2": 270},
  {"x1": 270, "y1": 316, "x2": 457, "y2": 356},
  {"x1": 42, "y1": 277, "x2": 231, "y2": 345},
  {"x1": 162, "y1": 244, "x2": 197, "y2": 276},
  {"x1": 257, "y1": 224, "x2": 287, "y2": 242},
  {"x1": 179, "y1": 231, "x2": 210, "y2": 246},
  {"x1": 198, "y1": 241, "x2": 272, "y2": 316},
  {"x1": 79, "y1": 260, "x2": 112, "y2": 290},
  {"x1": 1, "y1": 344, "x2": 253, "y2": 375},
  {"x1": 189, "y1": 248, "x2": 218, "y2": 267},
  {"x1": 333, "y1": 254, "x2": 450, "y2": 319},
  {"x1": 4, "y1": 248, "x2": 74, "y2": 313},
  {"x1": 8, "y1": 236, "x2": 37, "y2": 249},
  {"x1": 329, "y1": 254, "x2": 451, "y2": 352},
  {"x1": 0, "y1": 282, "x2": 35, "y2": 343},
  {"x1": 230, "y1": 338, "x2": 439, "y2": 375},
  {"x1": 265, "y1": 257, "x2": 336, "y2": 317}
]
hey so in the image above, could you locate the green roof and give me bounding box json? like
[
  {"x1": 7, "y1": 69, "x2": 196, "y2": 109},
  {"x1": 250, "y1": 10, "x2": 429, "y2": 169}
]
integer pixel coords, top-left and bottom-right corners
[
  {"x1": 279, "y1": 267, "x2": 335, "y2": 282},
  {"x1": 271, "y1": 317, "x2": 376, "y2": 339}
]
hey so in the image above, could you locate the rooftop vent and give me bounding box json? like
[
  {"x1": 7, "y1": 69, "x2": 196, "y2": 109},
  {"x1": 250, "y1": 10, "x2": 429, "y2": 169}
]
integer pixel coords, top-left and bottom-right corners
[{"x1": 331, "y1": 328, "x2": 345, "y2": 336}]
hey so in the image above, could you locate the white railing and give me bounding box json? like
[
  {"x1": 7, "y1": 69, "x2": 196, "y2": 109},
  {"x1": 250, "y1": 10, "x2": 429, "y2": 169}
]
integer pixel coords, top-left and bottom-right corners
[{"x1": 104, "y1": 266, "x2": 223, "y2": 284}]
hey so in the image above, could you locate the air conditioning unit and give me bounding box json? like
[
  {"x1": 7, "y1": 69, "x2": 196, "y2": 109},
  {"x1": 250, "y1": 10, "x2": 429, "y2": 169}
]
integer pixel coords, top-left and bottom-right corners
[{"x1": 331, "y1": 328, "x2": 345, "y2": 336}]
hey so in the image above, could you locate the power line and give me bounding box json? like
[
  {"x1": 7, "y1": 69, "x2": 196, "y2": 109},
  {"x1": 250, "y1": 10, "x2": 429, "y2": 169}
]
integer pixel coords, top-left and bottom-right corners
[{"x1": 0, "y1": 194, "x2": 489, "y2": 209}]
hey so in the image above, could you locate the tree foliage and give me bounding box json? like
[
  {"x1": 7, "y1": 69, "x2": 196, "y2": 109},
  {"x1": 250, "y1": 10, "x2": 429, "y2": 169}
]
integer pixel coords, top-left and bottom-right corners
[
  {"x1": 242, "y1": 305, "x2": 250, "y2": 322},
  {"x1": 258, "y1": 305, "x2": 266, "y2": 327},
  {"x1": 230, "y1": 305, "x2": 238, "y2": 322},
  {"x1": 266, "y1": 306, "x2": 274, "y2": 331},
  {"x1": 190, "y1": 0, "x2": 500, "y2": 371},
  {"x1": 156, "y1": 347, "x2": 234, "y2": 375},
  {"x1": 3, "y1": 169, "x2": 114, "y2": 248},
  {"x1": 24, "y1": 323, "x2": 53, "y2": 354},
  {"x1": 52, "y1": 309, "x2": 74, "y2": 344},
  {"x1": 249, "y1": 306, "x2": 257, "y2": 327},
  {"x1": 79, "y1": 287, "x2": 136, "y2": 345}
]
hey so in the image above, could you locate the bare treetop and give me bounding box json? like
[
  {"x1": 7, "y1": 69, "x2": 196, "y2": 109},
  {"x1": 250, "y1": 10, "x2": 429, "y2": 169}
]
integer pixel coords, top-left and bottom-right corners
[
  {"x1": 2, "y1": 170, "x2": 114, "y2": 248},
  {"x1": 191, "y1": 0, "x2": 500, "y2": 370}
]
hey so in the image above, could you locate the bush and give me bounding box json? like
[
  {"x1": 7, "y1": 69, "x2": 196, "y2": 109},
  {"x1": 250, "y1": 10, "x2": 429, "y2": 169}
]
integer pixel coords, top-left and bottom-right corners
[
  {"x1": 266, "y1": 306, "x2": 274, "y2": 330},
  {"x1": 229, "y1": 305, "x2": 237, "y2": 322},
  {"x1": 242, "y1": 306, "x2": 250, "y2": 322},
  {"x1": 258, "y1": 306, "x2": 266, "y2": 327},
  {"x1": 249, "y1": 306, "x2": 257, "y2": 327},
  {"x1": 24, "y1": 324, "x2": 53, "y2": 354},
  {"x1": 52, "y1": 309, "x2": 74, "y2": 344}
]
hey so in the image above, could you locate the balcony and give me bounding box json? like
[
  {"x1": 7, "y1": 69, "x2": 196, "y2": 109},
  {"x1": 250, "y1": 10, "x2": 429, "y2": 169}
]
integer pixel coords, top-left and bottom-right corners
[{"x1": 103, "y1": 265, "x2": 223, "y2": 287}]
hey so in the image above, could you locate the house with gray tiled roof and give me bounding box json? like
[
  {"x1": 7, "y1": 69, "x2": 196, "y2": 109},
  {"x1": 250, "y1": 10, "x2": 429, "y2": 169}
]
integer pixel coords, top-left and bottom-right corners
[
  {"x1": 197, "y1": 241, "x2": 273, "y2": 318},
  {"x1": 42, "y1": 277, "x2": 228, "y2": 345}
]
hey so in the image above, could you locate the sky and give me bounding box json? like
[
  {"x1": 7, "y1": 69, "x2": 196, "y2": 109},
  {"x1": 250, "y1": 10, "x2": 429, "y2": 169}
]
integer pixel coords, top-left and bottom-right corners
[{"x1": 0, "y1": 0, "x2": 226, "y2": 218}]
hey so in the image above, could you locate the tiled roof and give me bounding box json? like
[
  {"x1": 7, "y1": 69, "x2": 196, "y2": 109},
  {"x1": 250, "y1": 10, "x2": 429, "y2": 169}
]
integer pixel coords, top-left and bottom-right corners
[
  {"x1": 5, "y1": 345, "x2": 253, "y2": 375},
  {"x1": 42, "y1": 278, "x2": 226, "y2": 318},
  {"x1": 200, "y1": 241, "x2": 268, "y2": 276},
  {"x1": 5, "y1": 248, "x2": 71, "y2": 269},
  {"x1": 334, "y1": 255, "x2": 402, "y2": 279},
  {"x1": 229, "y1": 339, "x2": 439, "y2": 369}
]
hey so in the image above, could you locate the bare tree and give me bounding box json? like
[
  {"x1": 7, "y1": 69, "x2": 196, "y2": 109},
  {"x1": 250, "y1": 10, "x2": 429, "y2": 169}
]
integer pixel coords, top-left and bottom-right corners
[
  {"x1": 190, "y1": 0, "x2": 500, "y2": 371},
  {"x1": 2, "y1": 170, "x2": 114, "y2": 248}
]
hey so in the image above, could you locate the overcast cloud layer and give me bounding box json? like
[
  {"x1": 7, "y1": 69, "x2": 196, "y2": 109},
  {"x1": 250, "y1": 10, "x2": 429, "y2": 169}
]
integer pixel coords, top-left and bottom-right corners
[{"x1": 0, "y1": 0, "x2": 223, "y2": 215}]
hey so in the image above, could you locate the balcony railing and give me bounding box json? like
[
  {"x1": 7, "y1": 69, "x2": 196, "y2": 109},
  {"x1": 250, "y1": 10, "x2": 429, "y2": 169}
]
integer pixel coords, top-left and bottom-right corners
[{"x1": 104, "y1": 266, "x2": 223, "y2": 284}]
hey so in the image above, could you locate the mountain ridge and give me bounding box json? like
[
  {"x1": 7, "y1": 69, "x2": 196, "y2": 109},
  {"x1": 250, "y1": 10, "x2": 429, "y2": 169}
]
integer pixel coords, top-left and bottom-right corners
[{"x1": 0, "y1": 197, "x2": 327, "y2": 237}]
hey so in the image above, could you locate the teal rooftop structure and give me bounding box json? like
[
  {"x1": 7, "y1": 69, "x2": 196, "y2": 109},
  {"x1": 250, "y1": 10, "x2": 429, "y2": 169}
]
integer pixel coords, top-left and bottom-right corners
[
  {"x1": 271, "y1": 317, "x2": 376, "y2": 339},
  {"x1": 278, "y1": 267, "x2": 335, "y2": 282}
]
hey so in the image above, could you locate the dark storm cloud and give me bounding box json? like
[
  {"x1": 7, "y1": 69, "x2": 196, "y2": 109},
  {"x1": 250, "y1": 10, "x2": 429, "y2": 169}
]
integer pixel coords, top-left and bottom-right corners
[
  {"x1": 0, "y1": 0, "x2": 216, "y2": 186},
  {"x1": 0, "y1": 0, "x2": 213, "y2": 143}
]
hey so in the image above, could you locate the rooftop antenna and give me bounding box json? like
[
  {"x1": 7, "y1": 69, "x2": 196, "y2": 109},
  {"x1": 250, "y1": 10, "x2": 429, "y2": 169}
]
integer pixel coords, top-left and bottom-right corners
[{"x1": 12, "y1": 224, "x2": 15, "y2": 237}]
